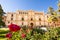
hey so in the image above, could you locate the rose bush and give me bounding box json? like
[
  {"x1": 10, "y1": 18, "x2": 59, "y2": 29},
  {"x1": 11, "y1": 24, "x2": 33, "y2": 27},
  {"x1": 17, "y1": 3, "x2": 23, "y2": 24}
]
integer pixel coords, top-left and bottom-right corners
[
  {"x1": 6, "y1": 24, "x2": 43, "y2": 40},
  {"x1": 8, "y1": 24, "x2": 21, "y2": 32},
  {"x1": 6, "y1": 24, "x2": 60, "y2": 40},
  {"x1": 6, "y1": 32, "x2": 12, "y2": 38},
  {"x1": 21, "y1": 33, "x2": 26, "y2": 38}
]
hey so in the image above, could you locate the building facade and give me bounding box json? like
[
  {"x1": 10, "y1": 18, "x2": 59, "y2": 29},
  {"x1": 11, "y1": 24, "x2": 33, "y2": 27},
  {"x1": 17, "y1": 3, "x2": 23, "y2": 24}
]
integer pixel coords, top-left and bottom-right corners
[
  {"x1": 5, "y1": 10, "x2": 48, "y2": 27},
  {"x1": 3, "y1": 0, "x2": 60, "y2": 27}
]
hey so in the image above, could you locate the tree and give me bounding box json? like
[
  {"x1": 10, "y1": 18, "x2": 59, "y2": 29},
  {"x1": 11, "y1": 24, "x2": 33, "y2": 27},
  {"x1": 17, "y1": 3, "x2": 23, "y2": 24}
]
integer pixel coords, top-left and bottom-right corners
[
  {"x1": 0, "y1": 4, "x2": 5, "y2": 27},
  {"x1": 48, "y1": 13, "x2": 58, "y2": 27},
  {"x1": 47, "y1": 6, "x2": 58, "y2": 27},
  {"x1": 47, "y1": 7, "x2": 54, "y2": 15}
]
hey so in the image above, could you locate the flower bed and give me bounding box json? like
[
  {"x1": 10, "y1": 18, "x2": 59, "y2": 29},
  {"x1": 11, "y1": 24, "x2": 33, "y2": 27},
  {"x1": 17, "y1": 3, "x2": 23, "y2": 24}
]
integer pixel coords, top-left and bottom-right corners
[{"x1": 6, "y1": 24, "x2": 60, "y2": 40}]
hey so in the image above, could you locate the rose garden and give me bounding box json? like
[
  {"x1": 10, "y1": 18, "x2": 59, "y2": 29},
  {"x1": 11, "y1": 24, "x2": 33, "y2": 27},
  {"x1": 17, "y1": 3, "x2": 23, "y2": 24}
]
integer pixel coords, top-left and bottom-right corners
[{"x1": 0, "y1": 23, "x2": 60, "y2": 40}]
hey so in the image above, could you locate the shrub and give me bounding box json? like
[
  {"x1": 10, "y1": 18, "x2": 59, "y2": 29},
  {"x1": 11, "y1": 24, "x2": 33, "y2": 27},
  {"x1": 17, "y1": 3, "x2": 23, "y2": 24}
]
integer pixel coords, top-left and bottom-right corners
[{"x1": 6, "y1": 24, "x2": 60, "y2": 40}]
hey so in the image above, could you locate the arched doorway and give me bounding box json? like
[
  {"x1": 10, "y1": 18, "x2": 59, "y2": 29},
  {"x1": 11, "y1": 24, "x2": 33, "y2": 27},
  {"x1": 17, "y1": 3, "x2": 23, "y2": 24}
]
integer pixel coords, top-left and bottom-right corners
[{"x1": 30, "y1": 23, "x2": 34, "y2": 27}]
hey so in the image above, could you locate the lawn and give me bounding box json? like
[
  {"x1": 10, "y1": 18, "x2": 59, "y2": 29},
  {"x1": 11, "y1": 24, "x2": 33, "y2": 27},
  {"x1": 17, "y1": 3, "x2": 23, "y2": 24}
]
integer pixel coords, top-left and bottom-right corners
[
  {"x1": 0, "y1": 28, "x2": 9, "y2": 40},
  {"x1": 0, "y1": 38, "x2": 7, "y2": 40}
]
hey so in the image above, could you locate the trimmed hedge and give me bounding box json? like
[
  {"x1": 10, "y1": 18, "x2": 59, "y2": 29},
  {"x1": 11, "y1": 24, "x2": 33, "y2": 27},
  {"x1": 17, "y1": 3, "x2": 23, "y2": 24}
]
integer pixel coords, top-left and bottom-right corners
[{"x1": 0, "y1": 28, "x2": 9, "y2": 38}]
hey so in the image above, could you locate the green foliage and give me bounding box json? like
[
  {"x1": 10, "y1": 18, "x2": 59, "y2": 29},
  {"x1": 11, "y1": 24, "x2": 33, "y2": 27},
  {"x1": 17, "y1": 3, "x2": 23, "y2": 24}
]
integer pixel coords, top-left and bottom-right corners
[
  {"x1": 0, "y1": 30, "x2": 10, "y2": 34},
  {"x1": 0, "y1": 4, "x2": 5, "y2": 27},
  {"x1": 6, "y1": 27, "x2": 60, "y2": 40},
  {"x1": 0, "y1": 30, "x2": 9, "y2": 38},
  {"x1": 33, "y1": 28, "x2": 46, "y2": 35}
]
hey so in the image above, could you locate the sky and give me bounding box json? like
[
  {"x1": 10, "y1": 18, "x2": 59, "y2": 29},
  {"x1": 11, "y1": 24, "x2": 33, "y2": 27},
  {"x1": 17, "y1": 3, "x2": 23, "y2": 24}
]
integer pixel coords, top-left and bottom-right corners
[{"x1": 0, "y1": 0, "x2": 58, "y2": 13}]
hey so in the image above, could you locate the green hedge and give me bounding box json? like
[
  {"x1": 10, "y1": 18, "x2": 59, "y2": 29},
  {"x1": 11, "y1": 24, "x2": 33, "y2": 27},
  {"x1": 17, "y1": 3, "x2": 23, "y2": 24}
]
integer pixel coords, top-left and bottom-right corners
[
  {"x1": 0, "y1": 30, "x2": 10, "y2": 34},
  {"x1": 0, "y1": 28, "x2": 9, "y2": 38}
]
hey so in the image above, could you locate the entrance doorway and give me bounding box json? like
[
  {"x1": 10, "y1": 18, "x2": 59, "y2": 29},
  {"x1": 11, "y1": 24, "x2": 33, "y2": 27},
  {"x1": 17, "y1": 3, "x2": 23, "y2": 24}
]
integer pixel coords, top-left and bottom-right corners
[{"x1": 30, "y1": 23, "x2": 34, "y2": 27}]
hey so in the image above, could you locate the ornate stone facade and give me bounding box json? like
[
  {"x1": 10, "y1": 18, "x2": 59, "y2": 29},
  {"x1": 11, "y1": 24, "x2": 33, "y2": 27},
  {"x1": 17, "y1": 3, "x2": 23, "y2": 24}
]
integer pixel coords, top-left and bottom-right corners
[
  {"x1": 5, "y1": 10, "x2": 48, "y2": 27},
  {"x1": 3, "y1": 0, "x2": 60, "y2": 27}
]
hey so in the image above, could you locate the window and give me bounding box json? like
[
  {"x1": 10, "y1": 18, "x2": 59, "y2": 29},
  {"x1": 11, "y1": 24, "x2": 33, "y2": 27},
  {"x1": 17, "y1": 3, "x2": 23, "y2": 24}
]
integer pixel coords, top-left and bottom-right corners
[
  {"x1": 11, "y1": 14, "x2": 13, "y2": 17},
  {"x1": 31, "y1": 18, "x2": 33, "y2": 21},
  {"x1": 22, "y1": 22, "x2": 23, "y2": 25},
  {"x1": 8, "y1": 21, "x2": 10, "y2": 24},
  {"x1": 11, "y1": 18, "x2": 13, "y2": 20},
  {"x1": 22, "y1": 18, "x2": 24, "y2": 21},
  {"x1": 39, "y1": 18, "x2": 41, "y2": 21}
]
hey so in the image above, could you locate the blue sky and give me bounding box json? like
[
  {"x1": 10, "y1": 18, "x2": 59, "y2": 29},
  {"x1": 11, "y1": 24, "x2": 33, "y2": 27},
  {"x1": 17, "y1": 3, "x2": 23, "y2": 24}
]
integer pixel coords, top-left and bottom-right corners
[{"x1": 0, "y1": 0, "x2": 58, "y2": 13}]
